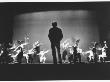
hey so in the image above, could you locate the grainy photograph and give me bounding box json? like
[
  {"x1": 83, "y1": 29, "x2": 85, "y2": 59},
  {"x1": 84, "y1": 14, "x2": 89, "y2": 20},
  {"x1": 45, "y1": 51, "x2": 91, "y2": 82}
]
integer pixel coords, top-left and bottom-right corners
[{"x1": 0, "y1": 2, "x2": 110, "y2": 81}]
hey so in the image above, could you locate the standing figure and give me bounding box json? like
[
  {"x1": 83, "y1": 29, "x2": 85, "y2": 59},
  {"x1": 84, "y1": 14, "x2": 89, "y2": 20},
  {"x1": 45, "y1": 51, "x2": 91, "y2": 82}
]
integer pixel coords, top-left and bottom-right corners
[
  {"x1": 92, "y1": 42, "x2": 98, "y2": 63},
  {"x1": 0, "y1": 43, "x2": 11, "y2": 64},
  {"x1": 27, "y1": 48, "x2": 34, "y2": 64},
  {"x1": 48, "y1": 22, "x2": 63, "y2": 64},
  {"x1": 33, "y1": 41, "x2": 40, "y2": 64},
  {"x1": 73, "y1": 46, "x2": 78, "y2": 63},
  {"x1": 62, "y1": 49, "x2": 68, "y2": 63},
  {"x1": 77, "y1": 47, "x2": 82, "y2": 63},
  {"x1": 98, "y1": 41, "x2": 108, "y2": 62},
  {"x1": 17, "y1": 47, "x2": 23, "y2": 64},
  {"x1": 73, "y1": 39, "x2": 81, "y2": 64}
]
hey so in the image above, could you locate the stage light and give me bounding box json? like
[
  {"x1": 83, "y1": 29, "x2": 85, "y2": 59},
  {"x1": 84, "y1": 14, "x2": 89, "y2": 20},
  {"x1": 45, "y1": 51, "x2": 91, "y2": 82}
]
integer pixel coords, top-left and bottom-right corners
[{"x1": 13, "y1": 10, "x2": 99, "y2": 63}]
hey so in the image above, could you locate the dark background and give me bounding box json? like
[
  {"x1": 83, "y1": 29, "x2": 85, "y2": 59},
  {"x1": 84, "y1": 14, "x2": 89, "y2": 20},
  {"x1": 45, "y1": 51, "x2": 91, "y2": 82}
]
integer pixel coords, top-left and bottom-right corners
[
  {"x1": 0, "y1": 2, "x2": 110, "y2": 43},
  {"x1": 0, "y1": 2, "x2": 110, "y2": 80}
]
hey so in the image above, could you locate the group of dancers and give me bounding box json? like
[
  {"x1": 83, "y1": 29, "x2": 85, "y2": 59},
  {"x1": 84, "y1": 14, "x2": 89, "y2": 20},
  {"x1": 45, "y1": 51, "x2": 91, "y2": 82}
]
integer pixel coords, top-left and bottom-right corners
[
  {"x1": 0, "y1": 36, "x2": 108, "y2": 64},
  {"x1": 86, "y1": 41, "x2": 108, "y2": 63},
  {"x1": 0, "y1": 36, "x2": 49, "y2": 64},
  {"x1": 0, "y1": 37, "x2": 108, "y2": 64},
  {"x1": 61, "y1": 38, "x2": 108, "y2": 64}
]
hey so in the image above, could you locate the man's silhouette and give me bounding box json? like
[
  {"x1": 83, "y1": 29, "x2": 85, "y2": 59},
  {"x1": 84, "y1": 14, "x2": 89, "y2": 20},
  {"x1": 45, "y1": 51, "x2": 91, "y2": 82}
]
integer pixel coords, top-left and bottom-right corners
[{"x1": 48, "y1": 22, "x2": 63, "y2": 64}]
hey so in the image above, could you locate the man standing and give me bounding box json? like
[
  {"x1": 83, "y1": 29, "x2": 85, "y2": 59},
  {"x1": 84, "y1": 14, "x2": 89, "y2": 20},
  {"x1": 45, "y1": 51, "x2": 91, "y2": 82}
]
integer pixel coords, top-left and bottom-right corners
[{"x1": 48, "y1": 22, "x2": 63, "y2": 64}]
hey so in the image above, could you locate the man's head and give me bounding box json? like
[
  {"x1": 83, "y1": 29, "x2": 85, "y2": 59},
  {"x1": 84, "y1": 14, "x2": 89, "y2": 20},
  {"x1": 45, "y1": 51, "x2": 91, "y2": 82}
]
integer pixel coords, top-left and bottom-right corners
[{"x1": 52, "y1": 22, "x2": 57, "y2": 27}]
